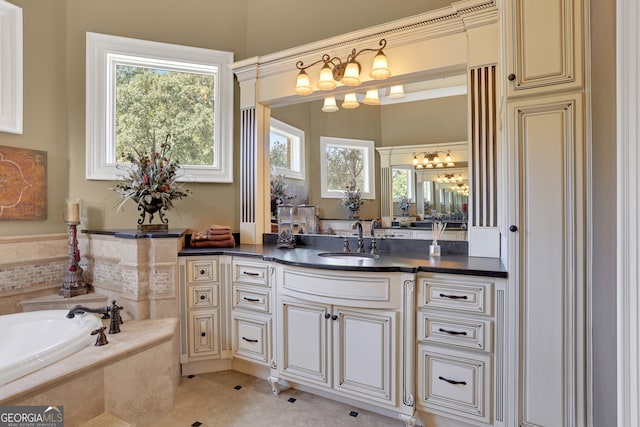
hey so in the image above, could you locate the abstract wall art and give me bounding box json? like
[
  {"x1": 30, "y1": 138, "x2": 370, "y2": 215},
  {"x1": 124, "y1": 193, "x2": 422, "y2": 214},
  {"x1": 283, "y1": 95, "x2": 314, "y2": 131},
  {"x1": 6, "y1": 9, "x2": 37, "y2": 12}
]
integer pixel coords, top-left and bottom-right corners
[{"x1": 0, "y1": 145, "x2": 47, "y2": 220}]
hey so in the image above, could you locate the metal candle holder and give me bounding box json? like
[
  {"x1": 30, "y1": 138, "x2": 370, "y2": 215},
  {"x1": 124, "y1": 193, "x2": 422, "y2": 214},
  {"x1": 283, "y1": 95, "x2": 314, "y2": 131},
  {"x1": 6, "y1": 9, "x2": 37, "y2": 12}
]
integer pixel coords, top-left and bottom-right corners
[{"x1": 60, "y1": 199, "x2": 88, "y2": 297}]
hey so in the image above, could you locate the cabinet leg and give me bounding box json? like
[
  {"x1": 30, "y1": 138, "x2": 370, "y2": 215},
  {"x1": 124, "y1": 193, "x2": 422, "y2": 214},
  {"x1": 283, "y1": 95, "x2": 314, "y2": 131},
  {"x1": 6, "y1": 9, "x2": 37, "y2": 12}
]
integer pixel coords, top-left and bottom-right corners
[
  {"x1": 268, "y1": 376, "x2": 281, "y2": 395},
  {"x1": 398, "y1": 413, "x2": 416, "y2": 427}
]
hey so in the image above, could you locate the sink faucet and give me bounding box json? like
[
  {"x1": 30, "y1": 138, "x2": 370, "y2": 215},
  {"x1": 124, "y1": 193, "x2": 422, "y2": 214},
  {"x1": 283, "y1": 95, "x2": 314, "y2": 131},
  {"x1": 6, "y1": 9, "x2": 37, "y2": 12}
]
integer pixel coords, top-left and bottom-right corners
[
  {"x1": 352, "y1": 220, "x2": 364, "y2": 253},
  {"x1": 67, "y1": 300, "x2": 124, "y2": 334},
  {"x1": 370, "y1": 219, "x2": 379, "y2": 255}
]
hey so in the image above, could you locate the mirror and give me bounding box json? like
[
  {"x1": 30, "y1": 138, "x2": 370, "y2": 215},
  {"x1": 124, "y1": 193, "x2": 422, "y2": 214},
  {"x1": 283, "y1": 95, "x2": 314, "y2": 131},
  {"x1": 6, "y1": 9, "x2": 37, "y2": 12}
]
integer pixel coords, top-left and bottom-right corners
[{"x1": 270, "y1": 73, "x2": 469, "y2": 239}]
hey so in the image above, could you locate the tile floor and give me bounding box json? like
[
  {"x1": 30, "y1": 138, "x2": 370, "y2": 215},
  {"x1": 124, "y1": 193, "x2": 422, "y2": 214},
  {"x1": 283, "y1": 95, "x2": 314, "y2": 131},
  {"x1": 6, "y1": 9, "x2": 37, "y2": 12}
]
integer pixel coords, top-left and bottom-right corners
[{"x1": 154, "y1": 370, "x2": 405, "y2": 427}]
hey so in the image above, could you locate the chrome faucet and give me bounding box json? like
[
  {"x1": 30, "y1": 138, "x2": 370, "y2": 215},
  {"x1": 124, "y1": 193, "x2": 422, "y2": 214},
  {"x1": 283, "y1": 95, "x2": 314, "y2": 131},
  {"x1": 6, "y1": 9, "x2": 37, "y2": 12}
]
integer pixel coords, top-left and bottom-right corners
[
  {"x1": 370, "y1": 219, "x2": 379, "y2": 255},
  {"x1": 352, "y1": 220, "x2": 365, "y2": 253},
  {"x1": 67, "y1": 300, "x2": 124, "y2": 334}
]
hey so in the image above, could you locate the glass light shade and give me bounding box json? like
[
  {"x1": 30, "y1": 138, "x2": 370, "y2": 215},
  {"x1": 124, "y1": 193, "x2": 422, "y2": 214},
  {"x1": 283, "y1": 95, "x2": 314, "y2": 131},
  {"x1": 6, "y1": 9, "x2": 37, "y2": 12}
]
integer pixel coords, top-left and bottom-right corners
[
  {"x1": 436, "y1": 163, "x2": 444, "y2": 168},
  {"x1": 370, "y1": 52, "x2": 390, "y2": 80},
  {"x1": 342, "y1": 93, "x2": 360, "y2": 109},
  {"x1": 447, "y1": 162, "x2": 455, "y2": 167},
  {"x1": 433, "y1": 155, "x2": 440, "y2": 163},
  {"x1": 64, "y1": 198, "x2": 83, "y2": 223},
  {"x1": 422, "y1": 156, "x2": 428, "y2": 165},
  {"x1": 341, "y1": 62, "x2": 361, "y2": 86},
  {"x1": 321, "y1": 96, "x2": 339, "y2": 112},
  {"x1": 388, "y1": 85, "x2": 405, "y2": 98},
  {"x1": 445, "y1": 153, "x2": 452, "y2": 163},
  {"x1": 363, "y1": 89, "x2": 380, "y2": 105},
  {"x1": 412, "y1": 155, "x2": 418, "y2": 165},
  {"x1": 426, "y1": 163, "x2": 433, "y2": 168},
  {"x1": 317, "y1": 65, "x2": 337, "y2": 90},
  {"x1": 295, "y1": 70, "x2": 313, "y2": 95}
]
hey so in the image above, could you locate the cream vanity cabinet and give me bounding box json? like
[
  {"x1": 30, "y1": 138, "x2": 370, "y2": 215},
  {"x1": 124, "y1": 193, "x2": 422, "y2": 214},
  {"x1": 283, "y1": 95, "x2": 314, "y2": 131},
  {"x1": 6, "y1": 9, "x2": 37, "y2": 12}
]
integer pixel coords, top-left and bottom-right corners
[
  {"x1": 416, "y1": 272, "x2": 508, "y2": 426},
  {"x1": 231, "y1": 258, "x2": 275, "y2": 367},
  {"x1": 270, "y1": 265, "x2": 416, "y2": 425},
  {"x1": 179, "y1": 255, "x2": 223, "y2": 362}
]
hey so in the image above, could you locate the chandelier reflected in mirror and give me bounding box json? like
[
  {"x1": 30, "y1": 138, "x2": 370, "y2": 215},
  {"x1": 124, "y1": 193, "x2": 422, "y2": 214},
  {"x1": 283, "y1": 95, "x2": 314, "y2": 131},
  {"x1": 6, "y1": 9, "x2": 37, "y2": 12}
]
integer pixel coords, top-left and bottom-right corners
[{"x1": 413, "y1": 150, "x2": 455, "y2": 169}]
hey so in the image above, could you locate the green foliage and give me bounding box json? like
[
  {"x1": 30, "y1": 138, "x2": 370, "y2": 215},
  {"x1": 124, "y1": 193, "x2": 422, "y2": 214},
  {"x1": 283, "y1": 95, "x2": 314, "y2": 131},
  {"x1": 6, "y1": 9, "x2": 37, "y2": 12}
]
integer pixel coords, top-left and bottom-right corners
[
  {"x1": 270, "y1": 137, "x2": 290, "y2": 169},
  {"x1": 326, "y1": 147, "x2": 364, "y2": 191},
  {"x1": 392, "y1": 169, "x2": 409, "y2": 199},
  {"x1": 115, "y1": 66, "x2": 216, "y2": 165}
]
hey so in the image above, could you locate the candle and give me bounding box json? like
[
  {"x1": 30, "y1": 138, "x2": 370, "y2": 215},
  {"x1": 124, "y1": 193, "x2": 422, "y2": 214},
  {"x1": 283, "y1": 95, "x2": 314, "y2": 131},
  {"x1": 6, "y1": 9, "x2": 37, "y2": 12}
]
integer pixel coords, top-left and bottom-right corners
[{"x1": 65, "y1": 199, "x2": 81, "y2": 223}]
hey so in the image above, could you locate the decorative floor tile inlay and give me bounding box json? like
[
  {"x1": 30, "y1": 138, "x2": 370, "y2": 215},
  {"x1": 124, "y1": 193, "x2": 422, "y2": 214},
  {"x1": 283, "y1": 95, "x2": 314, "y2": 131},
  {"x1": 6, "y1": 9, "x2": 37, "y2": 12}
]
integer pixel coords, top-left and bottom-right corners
[
  {"x1": 234, "y1": 385, "x2": 242, "y2": 390},
  {"x1": 191, "y1": 422, "x2": 202, "y2": 427},
  {"x1": 349, "y1": 411, "x2": 359, "y2": 417},
  {"x1": 287, "y1": 397, "x2": 296, "y2": 403}
]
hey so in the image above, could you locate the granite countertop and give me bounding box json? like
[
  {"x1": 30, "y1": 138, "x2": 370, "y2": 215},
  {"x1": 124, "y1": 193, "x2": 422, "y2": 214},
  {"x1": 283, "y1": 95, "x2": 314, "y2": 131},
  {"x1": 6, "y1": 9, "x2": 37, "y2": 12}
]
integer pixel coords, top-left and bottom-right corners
[{"x1": 180, "y1": 244, "x2": 507, "y2": 278}]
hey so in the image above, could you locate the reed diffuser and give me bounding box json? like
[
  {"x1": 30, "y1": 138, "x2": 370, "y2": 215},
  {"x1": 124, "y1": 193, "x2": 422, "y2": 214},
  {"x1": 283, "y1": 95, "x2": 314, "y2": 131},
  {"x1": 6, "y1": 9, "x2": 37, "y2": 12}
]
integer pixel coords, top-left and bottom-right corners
[{"x1": 430, "y1": 220, "x2": 447, "y2": 256}]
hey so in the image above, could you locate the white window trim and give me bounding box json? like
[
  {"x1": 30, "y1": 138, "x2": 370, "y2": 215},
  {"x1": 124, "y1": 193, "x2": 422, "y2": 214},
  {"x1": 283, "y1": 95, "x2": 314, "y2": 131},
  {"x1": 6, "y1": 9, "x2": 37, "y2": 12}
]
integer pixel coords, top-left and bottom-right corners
[
  {"x1": 320, "y1": 136, "x2": 375, "y2": 199},
  {"x1": 0, "y1": 0, "x2": 22, "y2": 134},
  {"x1": 86, "y1": 32, "x2": 234, "y2": 182},
  {"x1": 270, "y1": 118, "x2": 305, "y2": 180}
]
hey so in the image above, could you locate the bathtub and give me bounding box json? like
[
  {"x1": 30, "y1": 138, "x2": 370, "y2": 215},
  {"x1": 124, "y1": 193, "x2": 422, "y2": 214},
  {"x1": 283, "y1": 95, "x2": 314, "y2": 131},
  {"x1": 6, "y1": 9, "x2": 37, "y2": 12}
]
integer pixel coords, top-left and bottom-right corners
[{"x1": 0, "y1": 309, "x2": 103, "y2": 386}]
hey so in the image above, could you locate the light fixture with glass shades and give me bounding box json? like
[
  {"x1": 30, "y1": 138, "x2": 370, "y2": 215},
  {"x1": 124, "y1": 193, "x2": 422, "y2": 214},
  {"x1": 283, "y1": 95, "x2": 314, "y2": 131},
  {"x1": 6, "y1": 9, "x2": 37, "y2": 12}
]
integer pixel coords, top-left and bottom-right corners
[
  {"x1": 436, "y1": 173, "x2": 464, "y2": 183},
  {"x1": 321, "y1": 96, "x2": 339, "y2": 112},
  {"x1": 388, "y1": 85, "x2": 405, "y2": 98},
  {"x1": 363, "y1": 89, "x2": 380, "y2": 105},
  {"x1": 342, "y1": 93, "x2": 360, "y2": 109},
  {"x1": 295, "y1": 38, "x2": 390, "y2": 95},
  {"x1": 413, "y1": 150, "x2": 455, "y2": 169}
]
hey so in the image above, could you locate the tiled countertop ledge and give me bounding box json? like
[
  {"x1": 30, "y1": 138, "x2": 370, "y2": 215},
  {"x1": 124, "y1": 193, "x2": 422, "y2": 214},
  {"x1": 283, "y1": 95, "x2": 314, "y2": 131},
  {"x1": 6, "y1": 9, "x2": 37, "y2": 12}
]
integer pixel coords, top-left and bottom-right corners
[{"x1": 179, "y1": 244, "x2": 507, "y2": 278}]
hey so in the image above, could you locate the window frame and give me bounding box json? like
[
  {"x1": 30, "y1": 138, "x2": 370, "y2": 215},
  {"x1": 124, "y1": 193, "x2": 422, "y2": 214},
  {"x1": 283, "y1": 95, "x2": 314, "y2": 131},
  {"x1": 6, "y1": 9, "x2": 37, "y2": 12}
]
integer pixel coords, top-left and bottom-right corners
[
  {"x1": 269, "y1": 118, "x2": 305, "y2": 180},
  {"x1": 0, "y1": 0, "x2": 22, "y2": 134},
  {"x1": 319, "y1": 136, "x2": 375, "y2": 199},
  {"x1": 85, "y1": 32, "x2": 234, "y2": 182}
]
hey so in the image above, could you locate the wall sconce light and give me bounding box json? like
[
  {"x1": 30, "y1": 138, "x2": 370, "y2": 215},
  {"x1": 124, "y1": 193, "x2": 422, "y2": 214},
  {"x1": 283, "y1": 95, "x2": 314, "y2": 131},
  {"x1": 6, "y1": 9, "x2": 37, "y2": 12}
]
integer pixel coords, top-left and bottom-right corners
[
  {"x1": 413, "y1": 150, "x2": 455, "y2": 169},
  {"x1": 363, "y1": 89, "x2": 380, "y2": 105},
  {"x1": 295, "y1": 39, "x2": 390, "y2": 95},
  {"x1": 322, "y1": 96, "x2": 339, "y2": 112},
  {"x1": 342, "y1": 93, "x2": 360, "y2": 109},
  {"x1": 388, "y1": 85, "x2": 405, "y2": 99}
]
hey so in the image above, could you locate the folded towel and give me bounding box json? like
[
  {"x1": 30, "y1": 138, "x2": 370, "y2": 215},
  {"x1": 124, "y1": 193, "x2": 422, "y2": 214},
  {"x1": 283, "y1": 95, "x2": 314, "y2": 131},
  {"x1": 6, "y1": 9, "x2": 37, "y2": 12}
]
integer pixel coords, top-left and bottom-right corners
[
  {"x1": 208, "y1": 229, "x2": 232, "y2": 236},
  {"x1": 191, "y1": 231, "x2": 209, "y2": 242},
  {"x1": 209, "y1": 224, "x2": 231, "y2": 231},
  {"x1": 190, "y1": 236, "x2": 236, "y2": 248},
  {"x1": 204, "y1": 233, "x2": 233, "y2": 241}
]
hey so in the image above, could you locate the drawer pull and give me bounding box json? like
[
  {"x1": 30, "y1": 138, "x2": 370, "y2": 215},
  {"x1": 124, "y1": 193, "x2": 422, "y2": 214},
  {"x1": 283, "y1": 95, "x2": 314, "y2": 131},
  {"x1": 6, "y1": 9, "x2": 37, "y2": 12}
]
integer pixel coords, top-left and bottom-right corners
[
  {"x1": 200, "y1": 332, "x2": 206, "y2": 337},
  {"x1": 243, "y1": 297, "x2": 261, "y2": 302},
  {"x1": 439, "y1": 293, "x2": 468, "y2": 300},
  {"x1": 438, "y1": 376, "x2": 467, "y2": 386},
  {"x1": 200, "y1": 295, "x2": 206, "y2": 300},
  {"x1": 199, "y1": 269, "x2": 206, "y2": 275},
  {"x1": 438, "y1": 327, "x2": 467, "y2": 336},
  {"x1": 242, "y1": 271, "x2": 260, "y2": 277},
  {"x1": 242, "y1": 337, "x2": 259, "y2": 343}
]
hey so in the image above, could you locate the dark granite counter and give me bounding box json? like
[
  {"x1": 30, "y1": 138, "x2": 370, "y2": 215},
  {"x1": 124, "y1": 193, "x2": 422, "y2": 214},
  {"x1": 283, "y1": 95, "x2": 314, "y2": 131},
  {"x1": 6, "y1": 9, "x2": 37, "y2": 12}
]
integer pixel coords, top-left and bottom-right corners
[{"x1": 180, "y1": 244, "x2": 507, "y2": 278}]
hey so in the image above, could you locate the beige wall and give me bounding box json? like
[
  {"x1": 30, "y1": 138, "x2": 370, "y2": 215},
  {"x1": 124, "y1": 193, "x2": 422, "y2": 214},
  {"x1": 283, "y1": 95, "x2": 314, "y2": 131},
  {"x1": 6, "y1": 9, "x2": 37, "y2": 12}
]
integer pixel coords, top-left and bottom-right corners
[{"x1": 0, "y1": 0, "x2": 445, "y2": 236}]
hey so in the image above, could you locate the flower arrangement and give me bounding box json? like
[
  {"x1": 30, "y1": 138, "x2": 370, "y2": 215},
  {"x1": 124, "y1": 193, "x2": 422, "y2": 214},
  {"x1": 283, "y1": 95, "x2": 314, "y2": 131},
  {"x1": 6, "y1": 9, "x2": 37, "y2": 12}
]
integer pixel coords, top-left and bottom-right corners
[
  {"x1": 398, "y1": 195, "x2": 411, "y2": 216},
  {"x1": 270, "y1": 175, "x2": 294, "y2": 217},
  {"x1": 112, "y1": 134, "x2": 190, "y2": 213},
  {"x1": 340, "y1": 180, "x2": 365, "y2": 212}
]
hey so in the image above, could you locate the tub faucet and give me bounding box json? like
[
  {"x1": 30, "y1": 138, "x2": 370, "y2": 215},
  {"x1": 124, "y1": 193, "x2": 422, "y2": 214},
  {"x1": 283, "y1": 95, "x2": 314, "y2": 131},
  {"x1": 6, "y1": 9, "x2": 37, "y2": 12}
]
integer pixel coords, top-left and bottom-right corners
[
  {"x1": 352, "y1": 220, "x2": 364, "y2": 253},
  {"x1": 67, "y1": 300, "x2": 124, "y2": 334}
]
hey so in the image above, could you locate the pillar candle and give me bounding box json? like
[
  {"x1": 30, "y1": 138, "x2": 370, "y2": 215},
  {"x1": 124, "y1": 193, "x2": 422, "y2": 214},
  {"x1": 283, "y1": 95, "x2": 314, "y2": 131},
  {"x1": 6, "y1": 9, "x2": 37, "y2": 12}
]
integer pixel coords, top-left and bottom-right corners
[{"x1": 65, "y1": 199, "x2": 81, "y2": 223}]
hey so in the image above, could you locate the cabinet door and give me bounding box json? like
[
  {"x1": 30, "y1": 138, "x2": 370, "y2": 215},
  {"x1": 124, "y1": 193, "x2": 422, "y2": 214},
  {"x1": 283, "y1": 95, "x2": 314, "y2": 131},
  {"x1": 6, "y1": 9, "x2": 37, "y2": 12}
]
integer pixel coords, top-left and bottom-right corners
[
  {"x1": 508, "y1": 93, "x2": 586, "y2": 427},
  {"x1": 505, "y1": 0, "x2": 583, "y2": 96},
  {"x1": 279, "y1": 298, "x2": 331, "y2": 387},
  {"x1": 188, "y1": 309, "x2": 219, "y2": 358},
  {"x1": 333, "y1": 307, "x2": 396, "y2": 405}
]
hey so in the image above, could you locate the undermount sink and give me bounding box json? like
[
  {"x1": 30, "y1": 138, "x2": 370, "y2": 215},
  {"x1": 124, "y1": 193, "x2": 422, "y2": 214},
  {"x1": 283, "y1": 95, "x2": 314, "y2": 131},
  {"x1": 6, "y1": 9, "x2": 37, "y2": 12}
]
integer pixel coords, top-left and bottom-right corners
[{"x1": 317, "y1": 252, "x2": 379, "y2": 261}]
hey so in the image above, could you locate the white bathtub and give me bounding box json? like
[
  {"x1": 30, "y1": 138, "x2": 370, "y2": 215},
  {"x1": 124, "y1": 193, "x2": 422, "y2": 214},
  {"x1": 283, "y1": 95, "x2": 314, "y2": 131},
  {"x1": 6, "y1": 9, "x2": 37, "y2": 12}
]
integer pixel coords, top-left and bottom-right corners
[{"x1": 0, "y1": 309, "x2": 103, "y2": 386}]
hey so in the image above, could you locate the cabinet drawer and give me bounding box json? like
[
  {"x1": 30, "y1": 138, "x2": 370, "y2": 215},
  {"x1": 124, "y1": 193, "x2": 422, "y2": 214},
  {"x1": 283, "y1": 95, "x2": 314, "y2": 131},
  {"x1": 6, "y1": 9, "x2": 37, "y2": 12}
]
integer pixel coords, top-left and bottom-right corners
[
  {"x1": 417, "y1": 276, "x2": 493, "y2": 315},
  {"x1": 233, "y1": 260, "x2": 270, "y2": 286},
  {"x1": 186, "y1": 258, "x2": 218, "y2": 283},
  {"x1": 188, "y1": 309, "x2": 219, "y2": 358},
  {"x1": 418, "y1": 312, "x2": 491, "y2": 351},
  {"x1": 417, "y1": 344, "x2": 491, "y2": 424},
  {"x1": 233, "y1": 284, "x2": 270, "y2": 313},
  {"x1": 188, "y1": 284, "x2": 218, "y2": 309},
  {"x1": 232, "y1": 313, "x2": 271, "y2": 365}
]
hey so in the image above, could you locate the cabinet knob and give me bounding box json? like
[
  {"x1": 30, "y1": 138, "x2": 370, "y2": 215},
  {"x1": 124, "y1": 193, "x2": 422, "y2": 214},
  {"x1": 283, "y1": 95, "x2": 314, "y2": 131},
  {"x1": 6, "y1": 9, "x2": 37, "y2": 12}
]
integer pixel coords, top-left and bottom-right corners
[
  {"x1": 324, "y1": 312, "x2": 331, "y2": 319},
  {"x1": 508, "y1": 73, "x2": 516, "y2": 81},
  {"x1": 332, "y1": 314, "x2": 338, "y2": 321},
  {"x1": 199, "y1": 269, "x2": 206, "y2": 275},
  {"x1": 200, "y1": 332, "x2": 206, "y2": 337},
  {"x1": 509, "y1": 225, "x2": 518, "y2": 232},
  {"x1": 200, "y1": 295, "x2": 206, "y2": 300}
]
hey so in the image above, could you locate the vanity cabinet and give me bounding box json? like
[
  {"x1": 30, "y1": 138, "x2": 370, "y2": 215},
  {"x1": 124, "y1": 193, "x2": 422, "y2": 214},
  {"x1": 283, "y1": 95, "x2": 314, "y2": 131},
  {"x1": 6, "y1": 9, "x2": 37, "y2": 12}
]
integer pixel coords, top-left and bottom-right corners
[
  {"x1": 416, "y1": 272, "x2": 508, "y2": 426},
  {"x1": 272, "y1": 265, "x2": 416, "y2": 423},
  {"x1": 231, "y1": 258, "x2": 274, "y2": 366},
  {"x1": 504, "y1": 0, "x2": 584, "y2": 97},
  {"x1": 179, "y1": 256, "x2": 222, "y2": 361}
]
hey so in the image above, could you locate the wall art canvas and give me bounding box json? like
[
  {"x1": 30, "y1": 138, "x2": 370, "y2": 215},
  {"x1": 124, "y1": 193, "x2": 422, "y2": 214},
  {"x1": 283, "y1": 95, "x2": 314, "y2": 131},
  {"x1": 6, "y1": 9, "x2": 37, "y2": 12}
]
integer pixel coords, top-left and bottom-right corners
[{"x1": 0, "y1": 145, "x2": 47, "y2": 220}]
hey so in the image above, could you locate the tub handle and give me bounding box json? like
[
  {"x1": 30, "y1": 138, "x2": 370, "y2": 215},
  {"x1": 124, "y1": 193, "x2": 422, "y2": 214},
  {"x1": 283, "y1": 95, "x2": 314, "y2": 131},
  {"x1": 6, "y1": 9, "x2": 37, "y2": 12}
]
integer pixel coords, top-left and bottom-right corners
[{"x1": 91, "y1": 326, "x2": 108, "y2": 346}]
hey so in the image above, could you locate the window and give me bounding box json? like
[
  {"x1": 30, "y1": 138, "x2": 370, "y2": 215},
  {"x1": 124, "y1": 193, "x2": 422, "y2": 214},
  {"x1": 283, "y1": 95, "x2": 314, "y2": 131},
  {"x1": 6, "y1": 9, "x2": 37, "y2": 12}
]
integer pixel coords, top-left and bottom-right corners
[
  {"x1": 269, "y1": 119, "x2": 304, "y2": 180},
  {"x1": 391, "y1": 166, "x2": 415, "y2": 201},
  {"x1": 320, "y1": 136, "x2": 375, "y2": 199},
  {"x1": 0, "y1": 0, "x2": 22, "y2": 134},
  {"x1": 86, "y1": 32, "x2": 234, "y2": 182}
]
